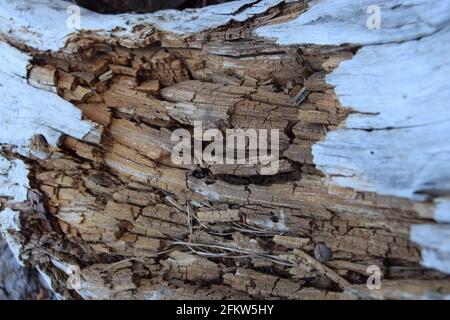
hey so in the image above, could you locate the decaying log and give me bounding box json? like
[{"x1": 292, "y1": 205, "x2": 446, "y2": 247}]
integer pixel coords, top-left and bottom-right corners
[{"x1": 0, "y1": 0, "x2": 449, "y2": 300}]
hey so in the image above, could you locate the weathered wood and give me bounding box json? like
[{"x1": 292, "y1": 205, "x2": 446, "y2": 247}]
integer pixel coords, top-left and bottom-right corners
[{"x1": 0, "y1": 0, "x2": 449, "y2": 300}]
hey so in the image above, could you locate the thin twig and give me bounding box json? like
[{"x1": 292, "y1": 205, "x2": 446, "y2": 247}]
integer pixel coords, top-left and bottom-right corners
[{"x1": 173, "y1": 240, "x2": 295, "y2": 267}]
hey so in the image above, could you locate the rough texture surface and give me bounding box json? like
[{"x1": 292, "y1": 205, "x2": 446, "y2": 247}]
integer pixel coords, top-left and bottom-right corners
[{"x1": 0, "y1": 0, "x2": 449, "y2": 300}]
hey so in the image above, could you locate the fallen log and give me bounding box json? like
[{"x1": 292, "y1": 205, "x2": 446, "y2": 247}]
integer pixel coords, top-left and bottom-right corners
[{"x1": 0, "y1": 0, "x2": 449, "y2": 300}]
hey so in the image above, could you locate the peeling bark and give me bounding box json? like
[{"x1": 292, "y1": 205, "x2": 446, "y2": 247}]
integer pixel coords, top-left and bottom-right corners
[{"x1": 0, "y1": 0, "x2": 449, "y2": 300}]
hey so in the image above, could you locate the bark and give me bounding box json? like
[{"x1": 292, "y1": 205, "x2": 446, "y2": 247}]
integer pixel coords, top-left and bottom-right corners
[{"x1": 0, "y1": 0, "x2": 449, "y2": 300}]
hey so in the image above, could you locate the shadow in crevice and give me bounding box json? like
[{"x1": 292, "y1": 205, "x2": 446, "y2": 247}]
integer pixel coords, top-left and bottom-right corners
[{"x1": 71, "y1": 0, "x2": 234, "y2": 14}]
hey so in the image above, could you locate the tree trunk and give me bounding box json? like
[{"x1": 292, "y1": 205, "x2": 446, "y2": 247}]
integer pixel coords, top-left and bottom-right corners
[{"x1": 1, "y1": 0, "x2": 449, "y2": 300}]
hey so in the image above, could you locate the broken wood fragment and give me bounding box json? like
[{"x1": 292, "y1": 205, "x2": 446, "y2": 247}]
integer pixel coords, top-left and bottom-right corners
[
  {"x1": 294, "y1": 249, "x2": 351, "y2": 290},
  {"x1": 28, "y1": 65, "x2": 57, "y2": 92}
]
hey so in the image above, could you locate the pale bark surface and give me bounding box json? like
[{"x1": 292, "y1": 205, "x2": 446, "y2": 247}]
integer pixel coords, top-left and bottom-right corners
[{"x1": 0, "y1": 0, "x2": 449, "y2": 300}]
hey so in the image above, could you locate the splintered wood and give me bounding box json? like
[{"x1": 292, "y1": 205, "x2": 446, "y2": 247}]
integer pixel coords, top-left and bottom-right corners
[{"x1": 1, "y1": 0, "x2": 449, "y2": 300}]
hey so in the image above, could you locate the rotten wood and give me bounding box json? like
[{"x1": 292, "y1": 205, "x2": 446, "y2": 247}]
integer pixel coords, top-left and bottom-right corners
[{"x1": 0, "y1": 0, "x2": 449, "y2": 300}]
